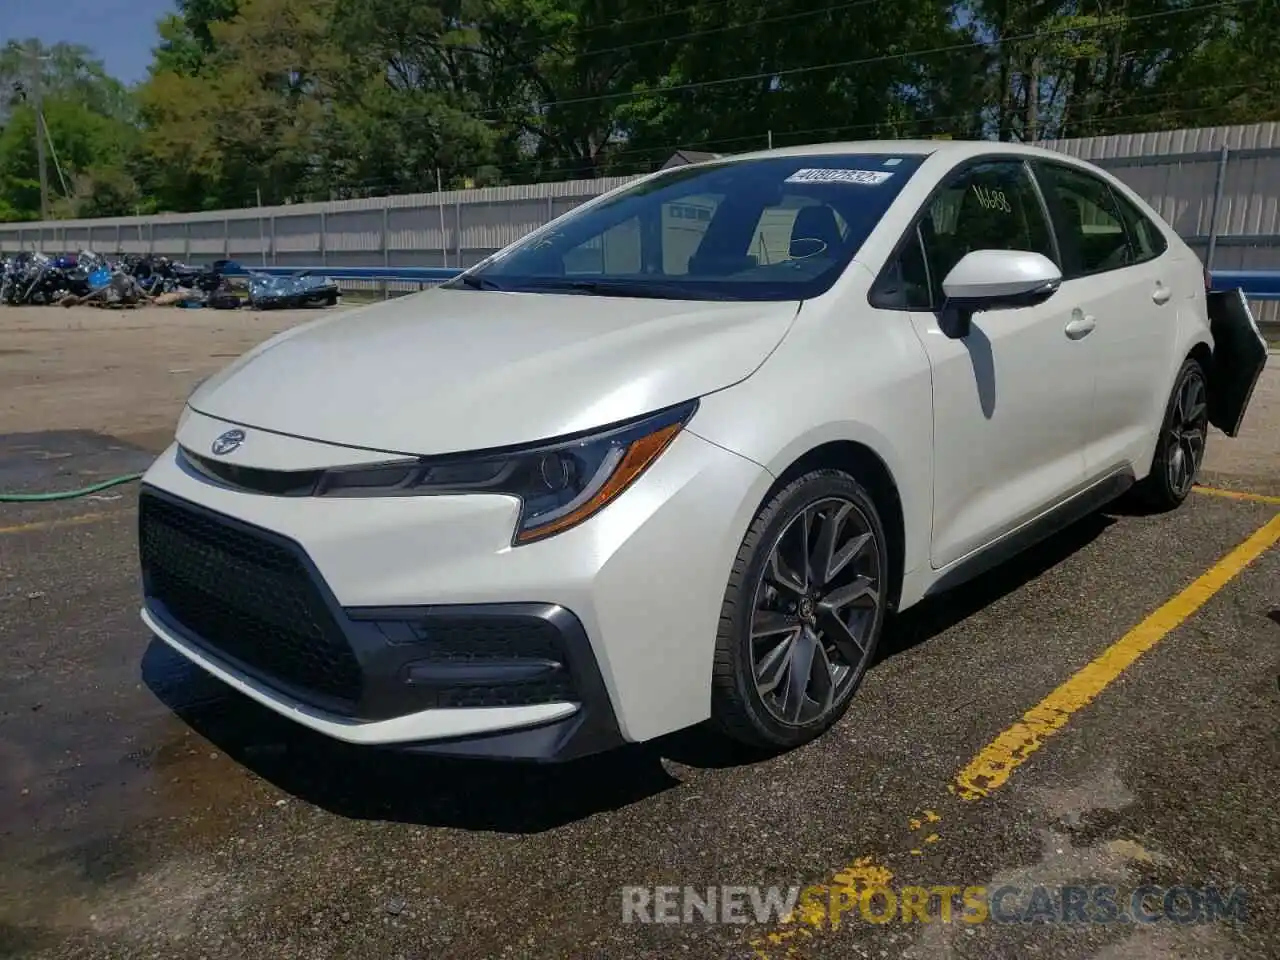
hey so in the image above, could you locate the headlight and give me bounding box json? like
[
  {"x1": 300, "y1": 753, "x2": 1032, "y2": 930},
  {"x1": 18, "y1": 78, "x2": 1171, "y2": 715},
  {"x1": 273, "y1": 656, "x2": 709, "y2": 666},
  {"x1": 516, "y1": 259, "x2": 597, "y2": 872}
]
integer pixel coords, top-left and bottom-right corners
[{"x1": 316, "y1": 399, "x2": 698, "y2": 544}]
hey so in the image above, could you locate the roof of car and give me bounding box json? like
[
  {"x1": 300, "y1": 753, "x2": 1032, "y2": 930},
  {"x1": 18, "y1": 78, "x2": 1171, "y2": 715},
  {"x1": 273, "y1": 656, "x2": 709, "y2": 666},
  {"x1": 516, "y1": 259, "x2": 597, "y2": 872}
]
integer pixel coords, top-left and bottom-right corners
[{"x1": 716, "y1": 138, "x2": 1080, "y2": 165}]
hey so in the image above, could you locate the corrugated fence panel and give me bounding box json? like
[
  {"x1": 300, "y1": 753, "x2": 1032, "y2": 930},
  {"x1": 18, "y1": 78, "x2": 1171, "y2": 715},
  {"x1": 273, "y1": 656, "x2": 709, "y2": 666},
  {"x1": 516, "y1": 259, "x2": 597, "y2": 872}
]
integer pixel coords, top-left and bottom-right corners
[
  {"x1": 274, "y1": 213, "x2": 323, "y2": 254},
  {"x1": 326, "y1": 209, "x2": 383, "y2": 254},
  {"x1": 227, "y1": 217, "x2": 269, "y2": 260},
  {"x1": 152, "y1": 220, "x2": 188, "y2": 257},
  {"x1": 387, "y1": 205, "x2": 444, "y2": 254},
  {"x1": 189, "y1": 218, "x2": 228, "y2": 256},
  {"x1": 1218, "y1": 153, "x2": 1280, "y2": 237},
  {"x1": 1040, "y1": 122, "x2": 1280, "y2": 159}
]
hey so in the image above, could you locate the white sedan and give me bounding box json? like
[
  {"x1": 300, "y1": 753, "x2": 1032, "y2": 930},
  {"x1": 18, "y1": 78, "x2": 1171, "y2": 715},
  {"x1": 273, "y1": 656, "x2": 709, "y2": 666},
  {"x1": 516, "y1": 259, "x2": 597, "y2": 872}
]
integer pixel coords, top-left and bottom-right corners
[{"x1": 137, "y1": 140, "x2": 1264, "y2": 759}]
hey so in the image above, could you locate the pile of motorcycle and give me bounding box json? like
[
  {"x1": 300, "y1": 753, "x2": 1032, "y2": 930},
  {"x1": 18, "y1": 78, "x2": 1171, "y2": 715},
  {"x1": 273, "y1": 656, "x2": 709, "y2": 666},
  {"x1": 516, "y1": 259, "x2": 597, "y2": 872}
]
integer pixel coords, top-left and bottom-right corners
[
  {"x1": 0, "y1": 251, "x2": 147, "y2": 307},
  {"x1": 0, "y1": 251, "x2": 340, "y2": 311}
]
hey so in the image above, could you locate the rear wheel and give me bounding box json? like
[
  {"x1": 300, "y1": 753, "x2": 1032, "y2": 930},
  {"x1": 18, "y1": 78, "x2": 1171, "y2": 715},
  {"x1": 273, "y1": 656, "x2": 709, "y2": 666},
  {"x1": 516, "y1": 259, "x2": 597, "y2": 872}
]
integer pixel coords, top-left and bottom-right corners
[
  {"x1": 710, "y1": 470, "x2": 888, "y2": 749},
  {"x1": 1135, "y1": 357, "x2": 1209, "y2": 511}
]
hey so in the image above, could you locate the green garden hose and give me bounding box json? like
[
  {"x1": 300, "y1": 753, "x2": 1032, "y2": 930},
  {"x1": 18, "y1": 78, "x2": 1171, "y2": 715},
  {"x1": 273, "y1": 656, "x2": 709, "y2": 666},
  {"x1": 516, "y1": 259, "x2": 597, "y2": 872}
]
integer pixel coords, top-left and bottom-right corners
[{"x1": 0, "y1": 472, "x2": 144, "y2": 503}]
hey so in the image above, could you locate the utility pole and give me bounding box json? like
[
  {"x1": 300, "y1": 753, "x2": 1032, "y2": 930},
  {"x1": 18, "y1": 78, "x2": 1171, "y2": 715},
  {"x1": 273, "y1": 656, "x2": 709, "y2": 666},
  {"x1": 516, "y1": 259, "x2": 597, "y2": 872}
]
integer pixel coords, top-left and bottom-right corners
[{"x1": 25, "y1": 45, "x2": 51, "y2": 221}]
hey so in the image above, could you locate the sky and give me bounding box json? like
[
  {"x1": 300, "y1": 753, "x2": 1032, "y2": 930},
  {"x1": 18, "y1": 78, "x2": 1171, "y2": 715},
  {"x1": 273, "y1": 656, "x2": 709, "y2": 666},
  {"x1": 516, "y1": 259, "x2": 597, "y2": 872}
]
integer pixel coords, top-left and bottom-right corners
[{"x1": 5, "y1": 0, "x2": 174, "y2": 85}]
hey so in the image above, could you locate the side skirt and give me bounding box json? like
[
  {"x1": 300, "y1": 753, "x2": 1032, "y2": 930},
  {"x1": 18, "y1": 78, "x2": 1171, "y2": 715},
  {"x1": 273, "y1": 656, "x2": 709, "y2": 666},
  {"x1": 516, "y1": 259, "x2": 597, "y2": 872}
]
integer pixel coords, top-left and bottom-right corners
[{"x1": 924, "y1": 468, "x2": 1135, "y2": 598}]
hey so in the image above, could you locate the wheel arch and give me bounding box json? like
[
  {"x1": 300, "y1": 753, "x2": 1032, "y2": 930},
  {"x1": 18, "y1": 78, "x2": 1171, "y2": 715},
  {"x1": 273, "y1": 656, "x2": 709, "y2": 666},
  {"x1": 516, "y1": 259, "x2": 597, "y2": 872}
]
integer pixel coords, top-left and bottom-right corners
[
  {"x1": 1136, "y1": 334, "x2": 1213, "y2": 480},
  {"x1": 765, "y1": 439, "x2": 907, "y2": 612},
  {"x1": 1187, "y1": 338, "x2": 1212, "y2": 375}
]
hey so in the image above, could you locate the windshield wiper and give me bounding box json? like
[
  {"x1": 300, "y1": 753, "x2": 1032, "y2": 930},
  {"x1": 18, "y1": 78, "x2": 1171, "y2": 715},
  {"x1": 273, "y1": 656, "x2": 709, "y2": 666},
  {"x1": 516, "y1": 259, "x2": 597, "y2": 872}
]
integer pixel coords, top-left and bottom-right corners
[
  {"x1": 522, "y1": 278, "x2": 729, "y2": 300},
  {"x1": 451, "y1": 273, "x2": 504, "y2": 290}
]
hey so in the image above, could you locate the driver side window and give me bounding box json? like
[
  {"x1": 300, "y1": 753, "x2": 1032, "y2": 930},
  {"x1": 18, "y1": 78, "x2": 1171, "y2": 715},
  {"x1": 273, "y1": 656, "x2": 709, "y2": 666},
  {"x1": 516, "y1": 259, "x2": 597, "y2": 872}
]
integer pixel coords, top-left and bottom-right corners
[
  {"x1": 921, "y1": 161, "x2": 1056, "y2": 305},
  {"x1": 873, "y1": 159, "x2": 1057, "y2": 311}
]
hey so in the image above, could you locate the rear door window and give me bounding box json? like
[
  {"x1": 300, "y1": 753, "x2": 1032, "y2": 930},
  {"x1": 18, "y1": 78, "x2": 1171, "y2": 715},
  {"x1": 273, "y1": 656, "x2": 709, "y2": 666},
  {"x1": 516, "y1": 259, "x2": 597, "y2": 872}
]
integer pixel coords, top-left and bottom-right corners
[{"x1": 1033, "y1": 162, "x2": 1138, "y2": 277}]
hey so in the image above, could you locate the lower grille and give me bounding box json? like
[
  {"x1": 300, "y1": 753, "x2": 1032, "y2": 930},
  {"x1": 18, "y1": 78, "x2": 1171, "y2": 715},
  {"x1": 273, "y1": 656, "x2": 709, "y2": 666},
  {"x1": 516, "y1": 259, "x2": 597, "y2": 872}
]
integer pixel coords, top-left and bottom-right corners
[
  {"x1": 139, "y1": 491, "x2": 362, "y2": 710},
  {"x1": 401, "y1": 615, "x2": 578, "y2": 708}
]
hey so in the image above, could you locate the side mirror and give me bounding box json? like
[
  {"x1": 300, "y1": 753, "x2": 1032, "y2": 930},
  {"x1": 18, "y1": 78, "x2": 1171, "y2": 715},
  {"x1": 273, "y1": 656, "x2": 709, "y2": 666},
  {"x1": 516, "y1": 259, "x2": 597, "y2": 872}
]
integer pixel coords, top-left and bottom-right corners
[
  {"x1": 938, "y1": 250, "x2": 1062, "y2": 339},
  {"x1": 941, "y1": 249, "x2": 1062, "y2": 308}
]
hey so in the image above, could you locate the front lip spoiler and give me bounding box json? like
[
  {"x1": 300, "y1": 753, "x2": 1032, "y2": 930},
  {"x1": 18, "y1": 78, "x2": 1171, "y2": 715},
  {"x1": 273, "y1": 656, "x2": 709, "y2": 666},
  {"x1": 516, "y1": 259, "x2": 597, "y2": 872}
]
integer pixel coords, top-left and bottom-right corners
[{"x1": 143, "y1": 605, "x2": 579, "y2": 746}]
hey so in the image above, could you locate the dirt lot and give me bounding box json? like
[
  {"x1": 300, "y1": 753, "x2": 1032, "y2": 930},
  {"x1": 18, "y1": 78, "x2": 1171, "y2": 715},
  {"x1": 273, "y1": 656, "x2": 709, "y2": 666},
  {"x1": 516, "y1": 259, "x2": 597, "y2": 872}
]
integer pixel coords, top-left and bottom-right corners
[
  {"x1": 1, "y1": 304, "x2": 1278, "y2": 960},
  {"x1": 0, "y1": 305, "x2": 337, "y2": 452}
]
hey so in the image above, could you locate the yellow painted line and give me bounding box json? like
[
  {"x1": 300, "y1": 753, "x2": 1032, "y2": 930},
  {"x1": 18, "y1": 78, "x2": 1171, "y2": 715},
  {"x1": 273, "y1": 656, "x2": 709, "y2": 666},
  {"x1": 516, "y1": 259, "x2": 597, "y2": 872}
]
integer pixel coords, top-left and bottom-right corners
[
  {"x1": 752, "y1": 857, "x2": 895, "y2": 957},
  {"x1": 1193, "y1": 484, "x2": 1280, "y2": 506},
  {"x1": 751, "y1": 514, "x2": 1280, "y2": 958},
  {"x1": 953, "y1": 511, "x2": 1280, "y2": 800},
  {"x1": 0, "y1": 511, "x2": 124, "y2": 536}
]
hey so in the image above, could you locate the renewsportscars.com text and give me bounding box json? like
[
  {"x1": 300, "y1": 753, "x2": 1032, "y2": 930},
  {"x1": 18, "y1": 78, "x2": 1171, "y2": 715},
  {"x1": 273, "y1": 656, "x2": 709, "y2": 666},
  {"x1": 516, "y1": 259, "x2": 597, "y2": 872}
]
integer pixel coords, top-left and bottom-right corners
[{"x1": 620, "y1": 883, "x2": 1249, "y2": 926}]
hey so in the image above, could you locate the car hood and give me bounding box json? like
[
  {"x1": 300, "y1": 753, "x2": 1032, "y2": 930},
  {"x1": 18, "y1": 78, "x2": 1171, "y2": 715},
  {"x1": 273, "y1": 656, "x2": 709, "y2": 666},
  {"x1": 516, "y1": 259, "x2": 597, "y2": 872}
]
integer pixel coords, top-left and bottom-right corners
[{"x1": 188, "y1": 288, "x2": 800, "y2": 456}]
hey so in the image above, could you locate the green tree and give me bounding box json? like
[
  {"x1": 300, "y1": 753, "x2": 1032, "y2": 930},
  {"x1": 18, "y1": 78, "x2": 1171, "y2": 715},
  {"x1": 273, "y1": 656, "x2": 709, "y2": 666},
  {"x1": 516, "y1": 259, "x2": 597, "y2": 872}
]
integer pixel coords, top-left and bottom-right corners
[{"x1": 0, "y1": 40, "x2": 142, "y2": 220}]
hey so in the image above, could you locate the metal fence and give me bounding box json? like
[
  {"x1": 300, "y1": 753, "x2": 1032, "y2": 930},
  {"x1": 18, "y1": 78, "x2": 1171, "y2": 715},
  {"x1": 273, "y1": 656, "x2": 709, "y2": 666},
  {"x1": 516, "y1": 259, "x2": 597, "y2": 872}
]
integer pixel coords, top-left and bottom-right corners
[
  {"x1": 3, "y1": 122, "x2": 1280, "y2": 318},
  {"x1": 1041, "y1": 123, "x2": 1280, "y2": 322}
]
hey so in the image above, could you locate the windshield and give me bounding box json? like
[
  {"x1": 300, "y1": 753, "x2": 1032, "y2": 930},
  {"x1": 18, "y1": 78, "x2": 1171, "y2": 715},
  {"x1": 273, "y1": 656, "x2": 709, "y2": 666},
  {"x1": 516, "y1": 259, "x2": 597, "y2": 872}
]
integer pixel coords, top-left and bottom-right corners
[{"x1": 448, "y1": 153, "x2": 927, "y2": 302}]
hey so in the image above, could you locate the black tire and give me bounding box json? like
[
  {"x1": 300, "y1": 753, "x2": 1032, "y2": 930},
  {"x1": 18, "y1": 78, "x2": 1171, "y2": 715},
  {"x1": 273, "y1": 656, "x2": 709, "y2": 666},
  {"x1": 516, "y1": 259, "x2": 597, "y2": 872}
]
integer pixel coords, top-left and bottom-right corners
[
  {"x1": 710, "y1": 469, "x2": 889, "y2": 750},
  {"x1": 1134, "y1": 357, "x2": 1209, "y2": 512}
]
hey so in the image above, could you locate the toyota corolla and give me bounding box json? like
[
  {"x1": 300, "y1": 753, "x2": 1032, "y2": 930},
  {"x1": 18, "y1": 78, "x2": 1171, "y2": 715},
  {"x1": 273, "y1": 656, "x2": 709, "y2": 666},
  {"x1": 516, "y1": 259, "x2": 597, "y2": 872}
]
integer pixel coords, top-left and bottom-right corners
[{"x1": 137, "y1": 140, "x2": 1264, "y2": 760}]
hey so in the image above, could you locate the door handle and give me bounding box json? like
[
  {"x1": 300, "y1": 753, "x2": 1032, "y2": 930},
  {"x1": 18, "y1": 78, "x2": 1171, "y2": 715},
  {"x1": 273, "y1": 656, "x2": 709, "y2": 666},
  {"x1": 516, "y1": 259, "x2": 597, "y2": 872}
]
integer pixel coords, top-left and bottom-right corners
[
  {"x1": 1064, "y1": 312, "x2": 1096, "y2": 339},
  {"x1": 1152, "y1": 283, "x2": 1172, "y2": 305}
]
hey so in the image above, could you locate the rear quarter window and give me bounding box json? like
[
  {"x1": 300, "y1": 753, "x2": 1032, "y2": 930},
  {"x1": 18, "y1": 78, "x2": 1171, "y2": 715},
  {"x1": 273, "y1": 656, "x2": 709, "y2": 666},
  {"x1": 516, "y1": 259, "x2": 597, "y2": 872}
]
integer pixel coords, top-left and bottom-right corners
[{"x1": 1110, "y1": 188, "x2": 1168, "y2": 260}]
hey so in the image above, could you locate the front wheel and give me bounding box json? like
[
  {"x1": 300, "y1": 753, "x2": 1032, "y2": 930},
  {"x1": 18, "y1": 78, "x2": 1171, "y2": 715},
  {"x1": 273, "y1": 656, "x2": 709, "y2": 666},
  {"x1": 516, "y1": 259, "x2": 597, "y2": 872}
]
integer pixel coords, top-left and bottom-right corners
[
  {"x1": 710, "y1": 470, "x2": 889, "y2": 750},
  {"x1": 1135, "y1": 357, "x2": 1209, "y2": 511}
]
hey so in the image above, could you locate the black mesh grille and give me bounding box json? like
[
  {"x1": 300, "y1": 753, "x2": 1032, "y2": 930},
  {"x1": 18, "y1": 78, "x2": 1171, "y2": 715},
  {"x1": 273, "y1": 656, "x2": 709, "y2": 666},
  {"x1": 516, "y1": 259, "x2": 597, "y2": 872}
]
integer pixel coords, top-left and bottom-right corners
[
  {"x1": 406, "y1": 616, "x2": 565, "y2": 660},
  {"x1": 139, "y1": 491, "x2": 362, "y2": 710},
  {"x1": 399, "y1": 616, "x2": 577, "y2": 708}
]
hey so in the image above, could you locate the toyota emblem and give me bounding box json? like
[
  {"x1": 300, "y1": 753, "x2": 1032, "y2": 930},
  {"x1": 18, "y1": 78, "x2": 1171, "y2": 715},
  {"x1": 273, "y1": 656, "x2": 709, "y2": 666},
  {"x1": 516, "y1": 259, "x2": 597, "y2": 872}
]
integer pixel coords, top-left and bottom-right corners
[{"x1": 211, "y1": 429, "x2": 246, "y2": 456}]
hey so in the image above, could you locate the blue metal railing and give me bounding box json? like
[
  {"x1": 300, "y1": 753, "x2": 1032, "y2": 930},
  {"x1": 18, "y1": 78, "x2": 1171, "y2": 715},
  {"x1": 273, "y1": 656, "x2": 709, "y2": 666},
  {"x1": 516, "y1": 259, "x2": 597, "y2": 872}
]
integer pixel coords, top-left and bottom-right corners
[
  {"x1": 223, "y1": 263, "x2": 1280, "y2": 301},
  {"x1": 220, "y1": 264, "x2": 461, "y2": 284},
  {"x1": 1208, "y1": 270, "x2": 1280, "y2": 300}
]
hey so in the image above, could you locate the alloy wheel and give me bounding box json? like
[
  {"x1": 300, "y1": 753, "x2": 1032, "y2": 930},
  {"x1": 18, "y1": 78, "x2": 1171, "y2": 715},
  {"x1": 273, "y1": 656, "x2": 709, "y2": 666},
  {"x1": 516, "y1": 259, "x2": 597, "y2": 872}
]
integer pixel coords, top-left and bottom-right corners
[
  {"x1": 1166, "y1": 370, "x2": 1208, "y2": 498},
  {"x1": 750, "y1": 497, "x2": 882, "y2": 726}
]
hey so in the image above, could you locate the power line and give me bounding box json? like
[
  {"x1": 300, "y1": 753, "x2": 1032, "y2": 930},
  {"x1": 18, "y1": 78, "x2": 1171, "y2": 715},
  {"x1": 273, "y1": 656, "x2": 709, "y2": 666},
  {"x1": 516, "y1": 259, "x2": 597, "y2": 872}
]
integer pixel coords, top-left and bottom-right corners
[
  {"x1": 347, "y1": 75, "x2": 1271, "y2": 188},
  {"x1": 193, "y1": 2, "x2": 1261, "y2": 204},
  {"x1": 596, "y1": 94, "x2": 1280, "y2": 176},
  {"x1": 519, "y1": 0, "x2": 753, "y2": 43},
  {"x1": 268, "y1": 77, "x2": 1278, "y2": 207},
  {"x1": 484, "y1": 0, "x2": 886, "y2": 79},
  {"x1": 475, "y1": 0, "x2": 1252, "y2": 116}
]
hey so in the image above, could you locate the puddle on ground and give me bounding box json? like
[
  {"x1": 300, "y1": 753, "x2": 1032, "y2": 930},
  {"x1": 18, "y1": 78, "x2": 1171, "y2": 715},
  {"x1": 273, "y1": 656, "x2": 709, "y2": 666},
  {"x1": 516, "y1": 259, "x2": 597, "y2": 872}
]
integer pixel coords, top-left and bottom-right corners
[{"x1": 0, "y1": 640, "x2": 270, "y2": 947}]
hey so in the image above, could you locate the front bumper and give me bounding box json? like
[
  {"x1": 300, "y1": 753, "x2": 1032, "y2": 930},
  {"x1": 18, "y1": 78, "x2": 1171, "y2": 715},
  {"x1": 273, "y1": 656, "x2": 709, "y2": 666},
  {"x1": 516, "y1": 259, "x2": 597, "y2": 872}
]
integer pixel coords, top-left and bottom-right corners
[
  {"x1": 138, "y1": 414, "x2": 772, "y2": 758},
  {"x1": 140, "y1": 486, "x2": 619, "y2": 759}
]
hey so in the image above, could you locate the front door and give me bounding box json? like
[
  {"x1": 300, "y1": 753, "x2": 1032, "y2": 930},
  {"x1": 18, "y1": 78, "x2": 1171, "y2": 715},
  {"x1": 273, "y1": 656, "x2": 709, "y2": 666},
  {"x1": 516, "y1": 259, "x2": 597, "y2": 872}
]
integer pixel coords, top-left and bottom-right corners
[{"x1": 906, "y1": 159, "x2": 1093, "y2": 570}]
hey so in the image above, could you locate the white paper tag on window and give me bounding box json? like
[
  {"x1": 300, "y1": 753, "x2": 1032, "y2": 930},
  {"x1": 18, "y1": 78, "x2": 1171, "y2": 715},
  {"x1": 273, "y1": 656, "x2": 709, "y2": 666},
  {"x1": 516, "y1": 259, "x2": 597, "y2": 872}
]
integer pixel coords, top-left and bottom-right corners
[{"x1": 785, "y1": 168, "x2": 895, "y2": 185}]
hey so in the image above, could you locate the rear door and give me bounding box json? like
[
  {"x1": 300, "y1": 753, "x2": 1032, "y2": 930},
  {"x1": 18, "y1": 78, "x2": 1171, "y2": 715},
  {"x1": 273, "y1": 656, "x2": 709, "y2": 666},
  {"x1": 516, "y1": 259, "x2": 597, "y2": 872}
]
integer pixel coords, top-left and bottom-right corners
[{"x1": 1031, "y1": 160, "x2": 1178, "y2": 481}]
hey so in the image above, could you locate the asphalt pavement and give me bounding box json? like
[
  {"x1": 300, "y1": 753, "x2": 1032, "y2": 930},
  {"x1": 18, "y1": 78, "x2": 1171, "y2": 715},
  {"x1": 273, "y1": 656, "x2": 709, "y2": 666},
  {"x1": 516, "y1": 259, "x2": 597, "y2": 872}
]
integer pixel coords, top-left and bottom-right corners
[
  {"x1": 2, "y1": 474, "x2": 1276, "y2": 959},
  {"x1": 0, "y1": 319, "x2": 1277, "y2": 959}
]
